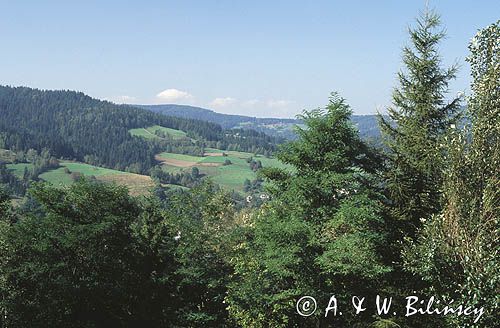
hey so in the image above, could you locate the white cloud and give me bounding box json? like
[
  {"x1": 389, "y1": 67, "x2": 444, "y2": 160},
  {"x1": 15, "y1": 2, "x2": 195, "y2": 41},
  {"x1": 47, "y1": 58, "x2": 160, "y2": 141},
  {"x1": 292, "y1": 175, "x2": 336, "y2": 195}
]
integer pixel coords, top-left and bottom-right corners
[
  {"x1": 156, "y1": 88, "x2": 194, "y2": 103},
  {"x1": 267, "y1": 99, "x2": 293, "y2": 109},
  {"x1": 210, "y1": 97, "x2": 237, "y2": 108},
  {"x1": 241, "y1": 99, "x2": 260, "y2": 108}
]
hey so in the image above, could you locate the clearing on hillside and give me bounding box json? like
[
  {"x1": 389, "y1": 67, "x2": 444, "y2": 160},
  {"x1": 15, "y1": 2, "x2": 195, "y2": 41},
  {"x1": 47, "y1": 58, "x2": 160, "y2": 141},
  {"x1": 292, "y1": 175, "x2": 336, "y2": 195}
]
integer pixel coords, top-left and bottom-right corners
[{"x1": 129, "y1": 125, "x2": 188, "y2": 140}]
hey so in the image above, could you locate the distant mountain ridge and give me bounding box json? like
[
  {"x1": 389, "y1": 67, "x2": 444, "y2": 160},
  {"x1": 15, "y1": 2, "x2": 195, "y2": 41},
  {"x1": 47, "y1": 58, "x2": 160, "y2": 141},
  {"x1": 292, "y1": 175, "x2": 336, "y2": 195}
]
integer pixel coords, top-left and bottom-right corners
[
  {"x1": 136, "y1": 104, "x2": 297, "y2": 128},
  {"x1": 138, "y1": 104, "x2": 381, "y2": 140}
]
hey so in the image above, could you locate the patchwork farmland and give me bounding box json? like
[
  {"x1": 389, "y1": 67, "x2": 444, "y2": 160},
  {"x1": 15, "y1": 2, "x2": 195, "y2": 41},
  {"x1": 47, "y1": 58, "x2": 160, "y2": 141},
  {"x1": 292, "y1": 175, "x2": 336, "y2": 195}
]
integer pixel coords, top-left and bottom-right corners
[
  {"x1": 2, "y1": 125, "x2": 288, "y2": 195},
  {"x1": 128, "y1": 125, "x2": 290, "y2": 192},
  {"x1": 155, "y1": 149, "x2": 289, "y2": 192}
]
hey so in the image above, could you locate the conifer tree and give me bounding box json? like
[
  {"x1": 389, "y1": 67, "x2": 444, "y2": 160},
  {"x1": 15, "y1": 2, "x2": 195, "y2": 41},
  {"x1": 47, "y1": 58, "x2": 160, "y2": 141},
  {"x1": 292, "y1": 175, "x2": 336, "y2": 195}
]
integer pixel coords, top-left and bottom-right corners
[
  {"x1": 406, "y1": 21, "x2": 499, "y2": 327},
  {"x1": 378, "y1": 9, "x2": 461, "y2": 239},
  {"x1": 227, "y1": 94, "x2": 392, "y2": 327}
]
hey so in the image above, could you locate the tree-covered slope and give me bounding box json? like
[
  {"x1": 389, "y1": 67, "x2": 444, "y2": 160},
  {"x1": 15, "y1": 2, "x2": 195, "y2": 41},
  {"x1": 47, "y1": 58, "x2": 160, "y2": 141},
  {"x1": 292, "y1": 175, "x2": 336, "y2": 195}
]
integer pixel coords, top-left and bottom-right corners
[{"x1": 0, "y1": 86, "x2": 280, "y2": 173}]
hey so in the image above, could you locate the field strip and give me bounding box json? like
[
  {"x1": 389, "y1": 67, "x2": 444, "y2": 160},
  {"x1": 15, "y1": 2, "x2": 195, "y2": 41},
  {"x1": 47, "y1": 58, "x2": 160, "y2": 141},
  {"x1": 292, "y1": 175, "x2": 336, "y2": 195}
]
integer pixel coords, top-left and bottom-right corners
[
  {"x1": 155, "y1": 155, "x2": 221, "y2": 168},
  {"x1": 97, "y1": 174, "x2": 154, "y2": 196}
]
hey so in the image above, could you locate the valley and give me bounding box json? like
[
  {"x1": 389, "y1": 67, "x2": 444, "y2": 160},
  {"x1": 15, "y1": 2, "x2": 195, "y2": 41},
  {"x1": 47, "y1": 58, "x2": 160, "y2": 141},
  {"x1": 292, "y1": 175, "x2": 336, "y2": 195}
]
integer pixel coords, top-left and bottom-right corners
[
  {"x1": 0, "y1": 86, "x2": 287, "y2": 197},
  {"x1": 1, "y1": 2, "x2": 497, "y2": 327}
]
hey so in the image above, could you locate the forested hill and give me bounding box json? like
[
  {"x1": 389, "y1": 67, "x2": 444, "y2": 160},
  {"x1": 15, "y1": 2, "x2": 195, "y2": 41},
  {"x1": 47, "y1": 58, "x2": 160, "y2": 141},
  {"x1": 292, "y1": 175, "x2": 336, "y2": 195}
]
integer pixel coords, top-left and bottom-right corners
[
  {"x1": 0, "y1": 86, "x2": 280, "y2": 173},
  {"x1": 139, "y1": 104, "x2": 382, "y2": 140},
  {"x1": 138, "y1": 104, "x2": 298, "y2": 129}
]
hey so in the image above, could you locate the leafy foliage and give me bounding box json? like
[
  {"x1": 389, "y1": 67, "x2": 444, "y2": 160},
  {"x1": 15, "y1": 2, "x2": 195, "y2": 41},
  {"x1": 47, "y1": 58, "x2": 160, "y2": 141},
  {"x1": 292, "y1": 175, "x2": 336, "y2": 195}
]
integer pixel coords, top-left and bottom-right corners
[{"x1": 0, "y1": 179, "x2": 238, "y2": 327}]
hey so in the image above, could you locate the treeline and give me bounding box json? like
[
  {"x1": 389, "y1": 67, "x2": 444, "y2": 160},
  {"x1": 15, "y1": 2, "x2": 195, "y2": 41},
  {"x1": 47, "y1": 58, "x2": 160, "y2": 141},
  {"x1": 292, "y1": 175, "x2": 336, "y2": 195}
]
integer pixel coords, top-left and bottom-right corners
[
  {"x1": 0, "y1": 164, "x2": 25, "y2": 196},
  {"x1": 0, "y1": 149, "x2": 60, "y2": 196},
  {"x1": 15, "y1": 149, "x2": 60, "y2": 180},
  {"x1": 0, "y1": 12, "x2": 497, "y2": 328},
  {"x1": 0, "y1": 87, "x2": 281, "y2": 174},
  {"x1": 150, "y1": 166, "x2": 202, "y2": 188}
]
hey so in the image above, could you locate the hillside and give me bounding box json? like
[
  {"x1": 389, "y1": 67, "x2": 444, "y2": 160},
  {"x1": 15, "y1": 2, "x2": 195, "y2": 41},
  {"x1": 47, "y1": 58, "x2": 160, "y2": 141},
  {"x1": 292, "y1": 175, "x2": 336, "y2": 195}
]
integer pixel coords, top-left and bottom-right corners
[
  {"x1": 0, "y1": 86, "x2": 380, "y2": 194},
  {"x1": 0, "y1": 86, "x2": 281, "y2": 174},
  {"x1": 156, "y1": 148, "x2": 291, "y2": 192},
  {"x1": 6, "y1": 161, "x2": 155, "y2": 196},
  {"x1": 139, "y1": 104, "x2": 382, "y2": 140}
]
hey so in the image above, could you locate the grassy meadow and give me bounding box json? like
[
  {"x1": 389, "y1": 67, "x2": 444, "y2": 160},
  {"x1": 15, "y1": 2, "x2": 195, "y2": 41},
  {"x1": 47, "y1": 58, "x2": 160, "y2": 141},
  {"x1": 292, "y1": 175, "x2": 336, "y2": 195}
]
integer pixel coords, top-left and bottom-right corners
[
  {"x1": 6, "y1": 163, "x2": 34, "y2": 178},
  {"x1": 129, "y1": 125, "x2": 188, "y2": 140},
  {"x1": 39, "y1": 162, "x2": 154, "y2": 195},
  {"x1": 156, "y1": 152, "x2": 205, "y2": 163}
]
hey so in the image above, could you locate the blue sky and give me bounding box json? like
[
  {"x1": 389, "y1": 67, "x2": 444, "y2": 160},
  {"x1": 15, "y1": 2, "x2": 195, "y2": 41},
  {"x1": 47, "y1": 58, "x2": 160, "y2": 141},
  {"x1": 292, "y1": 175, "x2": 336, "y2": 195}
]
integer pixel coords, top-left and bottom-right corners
[{"x1": 1, "y1": 1, "x2": 498, "y2": 117}]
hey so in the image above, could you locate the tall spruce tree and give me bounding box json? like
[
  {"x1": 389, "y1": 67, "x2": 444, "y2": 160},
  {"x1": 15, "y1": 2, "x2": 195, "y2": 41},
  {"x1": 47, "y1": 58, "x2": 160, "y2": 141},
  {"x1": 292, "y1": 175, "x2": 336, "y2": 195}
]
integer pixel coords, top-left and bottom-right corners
[
  {"x1": 405, "y1": 21, "x2": 499, "y2": 328},
  {"x1": 378, "y1": 9, "x2": 461, "y2": 239}
]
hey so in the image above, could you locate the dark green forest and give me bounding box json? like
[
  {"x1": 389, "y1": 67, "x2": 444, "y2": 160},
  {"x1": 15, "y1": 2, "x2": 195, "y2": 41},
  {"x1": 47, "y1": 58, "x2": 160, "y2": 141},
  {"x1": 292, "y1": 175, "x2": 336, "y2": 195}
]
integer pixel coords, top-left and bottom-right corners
[{"x1": 0, "y1": 11, "x2": 498, "y2": 328}]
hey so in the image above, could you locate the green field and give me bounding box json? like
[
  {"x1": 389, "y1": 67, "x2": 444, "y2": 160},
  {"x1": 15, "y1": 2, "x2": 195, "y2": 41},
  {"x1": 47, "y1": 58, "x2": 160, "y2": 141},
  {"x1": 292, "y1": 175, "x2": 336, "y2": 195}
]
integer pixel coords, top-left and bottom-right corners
[
  {"x1": 39, "y1": 167, "x2": 74, "y2": 185},
  {"x1": 161, "y1": 165, "x2": 185, "y2": 174},
  {"x1": 39, "y1": 162, "x2": 126, "y2": 184},
  {"x1": 205, "y1": 164, "x2": 256, "y2": 190},
  {"x1": 203, "y1": 148, "x2": 249, "y2": 156},
  {"x1": 158, "y1": 149, "x2": 291, "y2": 192},
  {"x1": 253, "y1": 156, "x2": 290, "y2": 170},
  {"x1": 6, "y1": 163, "x2": 34, "y2": 178},
  {"x1": 204, "y1": 147, "x2": 223, "y2": 153},
  {"x1": 5, "y1": 162, "x2": 125, "y2": 184},
  {"x1": 157, "y1": 152, "x2": 205, "y2": 163},
  {"x1": 37, "y1": 162, "x2": 155, "y2": 195},
  {"x1": 4, "y1": 149, "x2": 287, "y2": 194},
  {"x1": 5, "y1": 148, "x2": 290, "y2": 194},
  {"x1": 202, "y1": 152, "x2": 290, "y2": 190},
  {"x1": 130, "y1": 125, "x2": 188, "y2": 140},
  {"x1": 203, "y1": 149, "x2": 289, "y2": 169}
]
